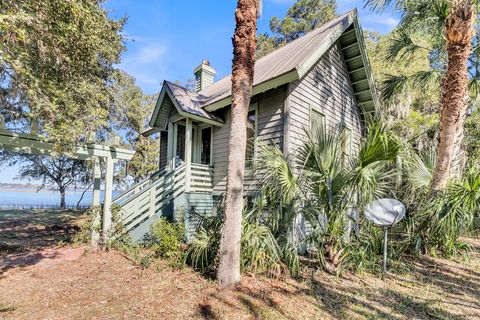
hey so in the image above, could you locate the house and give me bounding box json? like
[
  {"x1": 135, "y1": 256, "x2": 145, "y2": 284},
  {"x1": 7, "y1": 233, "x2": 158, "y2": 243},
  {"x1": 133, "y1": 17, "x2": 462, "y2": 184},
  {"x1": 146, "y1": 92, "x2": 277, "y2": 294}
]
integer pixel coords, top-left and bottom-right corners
[{"x1": 114, "y1": 9, "x2": 378, "y2": 241}]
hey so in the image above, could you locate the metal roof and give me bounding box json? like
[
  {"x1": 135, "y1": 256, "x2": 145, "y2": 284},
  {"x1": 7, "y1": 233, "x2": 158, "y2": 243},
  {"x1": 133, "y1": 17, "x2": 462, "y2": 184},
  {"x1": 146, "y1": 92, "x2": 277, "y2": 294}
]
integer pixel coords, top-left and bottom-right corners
[
  {"x1": 148, "y1": 8, "x2": 377, "y2": 130},
  {"x1": 199, "y1": 9, "x2": 378, "y2": 113},
  {"x1": 148, "y1": 81, "x2": 224, "y2": 130}
]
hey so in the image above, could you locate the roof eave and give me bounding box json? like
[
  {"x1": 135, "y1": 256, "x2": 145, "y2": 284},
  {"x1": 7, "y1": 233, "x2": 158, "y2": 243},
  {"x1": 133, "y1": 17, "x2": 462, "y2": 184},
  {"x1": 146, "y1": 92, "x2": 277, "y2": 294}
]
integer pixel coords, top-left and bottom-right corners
[{"x1": 204, "y1": 69, "x2": 299, "y2": 112}]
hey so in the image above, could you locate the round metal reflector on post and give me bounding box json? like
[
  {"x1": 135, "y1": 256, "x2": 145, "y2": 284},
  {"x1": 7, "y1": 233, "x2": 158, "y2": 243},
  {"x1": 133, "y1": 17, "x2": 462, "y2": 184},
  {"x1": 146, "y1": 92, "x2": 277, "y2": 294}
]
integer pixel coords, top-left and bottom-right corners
[{"x1": 364, "y1": 198, "x2": 406, "y2": 274}]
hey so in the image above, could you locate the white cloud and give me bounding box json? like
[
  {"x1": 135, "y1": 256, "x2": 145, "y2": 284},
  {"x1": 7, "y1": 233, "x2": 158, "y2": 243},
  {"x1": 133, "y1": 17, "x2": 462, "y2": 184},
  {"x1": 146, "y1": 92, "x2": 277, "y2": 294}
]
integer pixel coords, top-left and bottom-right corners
[
  {"x1": 125, "y1": 43, "x2": 166, "y2": 65},
  {"x1": 376, "y1": 16, "x2": 399, "y2": 27},
  {"x1": 119, "y1": 40, "x2": 168, "y2": 93}
]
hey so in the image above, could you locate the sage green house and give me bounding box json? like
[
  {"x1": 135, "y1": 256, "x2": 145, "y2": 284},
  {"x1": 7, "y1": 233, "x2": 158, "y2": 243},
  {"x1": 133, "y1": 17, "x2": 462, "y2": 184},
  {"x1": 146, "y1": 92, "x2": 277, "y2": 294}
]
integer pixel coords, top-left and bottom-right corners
[{"x1": 114, "y1": 10, "x2": 378, "y2": 241}]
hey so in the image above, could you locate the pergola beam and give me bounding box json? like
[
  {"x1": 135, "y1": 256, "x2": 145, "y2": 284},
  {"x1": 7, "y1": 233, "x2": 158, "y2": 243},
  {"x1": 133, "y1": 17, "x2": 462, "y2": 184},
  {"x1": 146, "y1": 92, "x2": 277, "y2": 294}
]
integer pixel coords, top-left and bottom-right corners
[
  {"x1": 0, "y1": 128, "x2": 135, "y2": 244},
  {"x1": 0, "y1": 129, "x2": 135, "y2": 161}
]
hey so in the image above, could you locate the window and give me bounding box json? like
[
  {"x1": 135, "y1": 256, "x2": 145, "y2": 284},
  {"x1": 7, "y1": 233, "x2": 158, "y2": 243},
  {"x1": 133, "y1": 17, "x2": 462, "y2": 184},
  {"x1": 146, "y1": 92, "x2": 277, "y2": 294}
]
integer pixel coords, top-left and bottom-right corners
[
  {"x1": 310, "y1": 108, "x2": 325, "y2": 133},
  {"x1": 245, "y1": 106, "x2": 257, "y2": 163}
]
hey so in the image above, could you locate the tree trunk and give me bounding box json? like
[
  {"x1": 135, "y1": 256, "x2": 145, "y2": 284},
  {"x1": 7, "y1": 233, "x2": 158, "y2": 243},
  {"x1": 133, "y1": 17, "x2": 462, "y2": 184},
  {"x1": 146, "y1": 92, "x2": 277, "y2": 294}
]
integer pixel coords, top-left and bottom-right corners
[
  {"x1": 59, "y1": 187, "x2": 66, "y2": 209},
  {"x1": 217, "y1": 0, "x2": 258, "y2": 289},
  {"x1": 430, "y1": 2, "x2": 475, "y2": 193}
]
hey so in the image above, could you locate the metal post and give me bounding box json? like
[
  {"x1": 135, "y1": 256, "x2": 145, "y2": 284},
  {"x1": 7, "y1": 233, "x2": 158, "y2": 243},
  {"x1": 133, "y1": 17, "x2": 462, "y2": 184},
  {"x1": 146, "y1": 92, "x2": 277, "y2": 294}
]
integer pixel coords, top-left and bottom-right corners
[{"x1": 383, "y1": 226, "x2": 388, "y2": 274}]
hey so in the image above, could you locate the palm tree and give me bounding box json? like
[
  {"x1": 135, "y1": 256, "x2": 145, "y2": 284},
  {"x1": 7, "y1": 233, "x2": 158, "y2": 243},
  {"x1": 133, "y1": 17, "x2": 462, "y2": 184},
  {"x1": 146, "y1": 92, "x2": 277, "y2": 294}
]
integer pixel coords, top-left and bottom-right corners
[
  {"x1": 365, "y1": 0, "x2": 478, "y2": 193},
  {"x1": 217, "y1": 0, "x2": 261, "y2": 289}
]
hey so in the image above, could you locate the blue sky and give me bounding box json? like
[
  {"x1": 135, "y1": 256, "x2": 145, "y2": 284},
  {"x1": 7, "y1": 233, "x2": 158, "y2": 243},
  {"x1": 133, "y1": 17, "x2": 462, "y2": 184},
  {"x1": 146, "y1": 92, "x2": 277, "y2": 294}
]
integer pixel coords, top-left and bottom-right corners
[
  {"x1": 105, "y1": 0, "x2": 399, "y2": 94},
  {"x1": 2, "y1": 0, "x2": 398, "y2": 184}
]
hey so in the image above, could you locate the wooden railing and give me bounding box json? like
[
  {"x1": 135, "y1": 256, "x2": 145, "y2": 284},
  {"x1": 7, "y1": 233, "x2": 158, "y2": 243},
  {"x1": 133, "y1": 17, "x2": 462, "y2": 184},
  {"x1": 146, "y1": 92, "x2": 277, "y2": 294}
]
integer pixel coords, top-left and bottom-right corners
[
  {"x1": 190, "y1": 163, "x2": 214, "y2": 193},
  {"x1": 114, "y1": 163, "x2": 214, "y2": 237},
  {"x1": 113, "y1": 167, "x2": 167, "y2": 205},
  {"x1": 116, "y1": 164, "x2": 186, "y2": 233}
]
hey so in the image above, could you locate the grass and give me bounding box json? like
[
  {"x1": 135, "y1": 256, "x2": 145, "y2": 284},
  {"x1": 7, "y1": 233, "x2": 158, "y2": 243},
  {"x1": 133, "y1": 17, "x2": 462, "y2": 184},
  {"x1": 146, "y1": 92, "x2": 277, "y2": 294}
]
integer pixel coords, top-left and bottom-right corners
[
  {"x1": 0, "y1": 209, "x2": 85, "y2": 256},
  {"x1": 0, "y1": 209, "x2": 479, "y2": 319},
  {"x1": 0, "y1": 245, "x2": 479, "y2": 319}
]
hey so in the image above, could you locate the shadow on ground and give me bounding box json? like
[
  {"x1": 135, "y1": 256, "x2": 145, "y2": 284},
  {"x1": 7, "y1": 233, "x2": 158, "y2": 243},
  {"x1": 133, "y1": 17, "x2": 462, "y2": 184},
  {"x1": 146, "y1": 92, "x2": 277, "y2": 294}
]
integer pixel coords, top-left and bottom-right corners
[
  {"x1": 195, "y1": 250, "x2": 480, "y2": 319},
  {"x1": 0, "y1": 209, "x2": 84, "y2": 274}
]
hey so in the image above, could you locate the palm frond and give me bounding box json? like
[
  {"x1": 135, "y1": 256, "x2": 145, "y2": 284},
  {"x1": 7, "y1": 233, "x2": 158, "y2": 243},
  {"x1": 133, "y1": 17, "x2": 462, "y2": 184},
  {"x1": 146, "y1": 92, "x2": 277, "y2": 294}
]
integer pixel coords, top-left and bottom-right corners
[
  {"x1": 410, "y1": 69, "x2": 444, "y2": 89},
  {"x1": 254, "y1": 141, "x2": 300, "y2": 203},
  {"x1": 385, "y1": 29, "x2": 429, "y2": 62},
  {"x1": 381, "y1": 74, "x2": 410, "y2": 102},
  {"x1": 404, "y1": 147, "x2": 436, "y2": 192}
]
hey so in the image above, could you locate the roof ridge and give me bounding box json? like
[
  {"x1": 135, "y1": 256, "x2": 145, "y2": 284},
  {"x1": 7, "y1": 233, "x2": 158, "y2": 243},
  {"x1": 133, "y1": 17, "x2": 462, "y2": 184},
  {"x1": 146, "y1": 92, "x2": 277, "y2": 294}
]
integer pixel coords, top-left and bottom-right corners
[
  {"x1": 196, "y1": 10, "x2": 357, "y2": 97},
  {"x1": 255, "y1": 10, "x2": 356, "y2": 64}
]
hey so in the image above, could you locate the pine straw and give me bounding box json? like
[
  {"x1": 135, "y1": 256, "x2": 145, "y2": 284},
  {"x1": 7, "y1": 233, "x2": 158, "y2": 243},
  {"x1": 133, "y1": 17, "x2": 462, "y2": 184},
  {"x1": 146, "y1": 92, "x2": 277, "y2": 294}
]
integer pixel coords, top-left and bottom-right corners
[{"x1": 0, "y1": 245, "x2": 479, "y2": 320}]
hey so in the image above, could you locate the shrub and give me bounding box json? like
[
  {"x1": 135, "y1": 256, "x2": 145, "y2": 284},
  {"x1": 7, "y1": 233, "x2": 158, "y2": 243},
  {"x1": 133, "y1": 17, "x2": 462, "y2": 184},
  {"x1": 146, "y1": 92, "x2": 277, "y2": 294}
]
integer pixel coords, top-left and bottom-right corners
[
  {"x1": 185, "y1": 207, "x2": 294, "y2": 277},
  {"x1": 73, "y1": 206, "x2": 102, "y2": 245},
  {"x1": 147, "y1": 217, "x2": 185, "y2": 260},
  {"x1": 407, "y1": 169, "x2": 480, "y2": 257},
  {"x1": 74, "y1": 204, "x2": 130, "y2": 247}
]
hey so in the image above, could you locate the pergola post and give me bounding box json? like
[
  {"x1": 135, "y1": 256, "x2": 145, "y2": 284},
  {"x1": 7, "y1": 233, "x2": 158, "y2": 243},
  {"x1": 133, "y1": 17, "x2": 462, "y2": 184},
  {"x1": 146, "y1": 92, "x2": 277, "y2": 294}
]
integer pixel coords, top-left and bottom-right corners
[
  {"x1": 185, "y1": 118, "x2": 192, "y2": 192},
  {"x1": 91, "y1": 157, "x2": 102, "y2": 246},
  {"x1": 92, "y1": 157, "x2": 101, "y2": 206},
  {"x1": 102, "y1": 156, "x2": 114, "y2": 241}
]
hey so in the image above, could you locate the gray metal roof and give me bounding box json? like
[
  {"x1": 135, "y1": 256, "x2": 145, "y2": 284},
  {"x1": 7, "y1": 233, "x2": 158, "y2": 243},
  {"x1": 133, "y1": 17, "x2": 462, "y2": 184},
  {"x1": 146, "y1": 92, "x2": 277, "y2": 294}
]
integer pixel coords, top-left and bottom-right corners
[
  {"x1": 199, "y1": 10, "x2": 361, "y2": 110},
  {"x1": 164, "y1": 81, "x2": 223, "y2": 123},
  {"x1": 148, "y1": 9, "x2": 377, "y2": 130}
]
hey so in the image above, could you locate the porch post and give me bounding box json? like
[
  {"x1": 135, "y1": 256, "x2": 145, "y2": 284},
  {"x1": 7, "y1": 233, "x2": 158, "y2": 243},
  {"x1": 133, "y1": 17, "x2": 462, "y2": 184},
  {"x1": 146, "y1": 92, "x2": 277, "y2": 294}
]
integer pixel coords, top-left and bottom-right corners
[
  {"x1": 167, "y1": 122, "x2": 174, "y2": 170},
  {"x1": 102, "y1": 156, "x2": 114, "y2": 241},
  {"x1": 172, "y1": 123, "x2": 178, "y2": 168},
  {"x1": 91, "y1": 156, "x2": 102, "y2": 246},
  {"x1": 185, "y1": 118, "x2": 192, "y2": 192}
]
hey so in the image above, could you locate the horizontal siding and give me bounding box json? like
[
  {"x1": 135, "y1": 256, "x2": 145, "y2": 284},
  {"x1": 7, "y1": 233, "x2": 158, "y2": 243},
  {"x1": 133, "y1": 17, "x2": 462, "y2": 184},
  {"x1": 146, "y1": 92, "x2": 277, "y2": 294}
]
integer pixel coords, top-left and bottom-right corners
[
  {"x1": 287, "y1": 43, "x2": 362, "y2": 155},
  {"x1": 212, "y1": 87, "x2": 285, "y2": 194}
]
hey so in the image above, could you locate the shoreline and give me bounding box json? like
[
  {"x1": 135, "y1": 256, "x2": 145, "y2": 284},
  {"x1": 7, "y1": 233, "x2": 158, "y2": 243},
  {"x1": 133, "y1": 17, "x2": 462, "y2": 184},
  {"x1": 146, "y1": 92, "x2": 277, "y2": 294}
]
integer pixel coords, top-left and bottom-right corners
[{"x1": 0, "y1": 188, "x2": 90, "y2": 194}]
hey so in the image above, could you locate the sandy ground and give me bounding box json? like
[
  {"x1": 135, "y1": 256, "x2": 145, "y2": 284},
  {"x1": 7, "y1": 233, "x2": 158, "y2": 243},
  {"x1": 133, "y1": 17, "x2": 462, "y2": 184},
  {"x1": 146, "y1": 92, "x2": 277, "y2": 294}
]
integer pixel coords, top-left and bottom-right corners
[{"x1": 0, "y1": 209, "x2": 479, "y2": 319}]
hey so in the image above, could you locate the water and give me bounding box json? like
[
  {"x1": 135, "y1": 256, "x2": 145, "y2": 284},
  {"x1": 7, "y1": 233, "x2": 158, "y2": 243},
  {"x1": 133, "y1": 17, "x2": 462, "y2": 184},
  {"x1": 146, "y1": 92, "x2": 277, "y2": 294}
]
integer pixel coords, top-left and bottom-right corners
[{"x1": 0, "y1": 189, "x2": 121, "y2": 209}]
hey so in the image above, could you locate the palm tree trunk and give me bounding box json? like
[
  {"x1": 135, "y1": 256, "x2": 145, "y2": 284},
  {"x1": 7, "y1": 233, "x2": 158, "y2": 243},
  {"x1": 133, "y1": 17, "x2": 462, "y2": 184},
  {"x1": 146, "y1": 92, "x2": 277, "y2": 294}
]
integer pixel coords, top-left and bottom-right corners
[
  {"x1": 217, "y1": 0, "x2": 258, "y2": 289},
  {"x1": 430, "y1": 2, "x2": 475, "y2": 193}
]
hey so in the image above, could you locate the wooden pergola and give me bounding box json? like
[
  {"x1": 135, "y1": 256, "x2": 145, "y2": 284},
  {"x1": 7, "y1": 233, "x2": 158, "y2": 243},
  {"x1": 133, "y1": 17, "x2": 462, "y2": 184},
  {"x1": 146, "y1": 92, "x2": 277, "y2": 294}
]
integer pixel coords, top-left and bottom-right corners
[{"x1": 0, "y1": 119, "x2": 135, "y2": 243}]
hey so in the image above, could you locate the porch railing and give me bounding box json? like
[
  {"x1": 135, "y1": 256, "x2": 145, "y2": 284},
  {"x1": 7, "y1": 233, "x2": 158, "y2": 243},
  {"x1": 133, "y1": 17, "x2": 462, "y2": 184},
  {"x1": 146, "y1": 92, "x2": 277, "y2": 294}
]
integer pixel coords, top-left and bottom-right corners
[
  {"x1": 190, "y1": 163, "x2": 214, "y2": 193},
  {"x1": 114, "y1": 163, "x2": 214, "y2": 239},
  {"x1": 117, "y1": 164, "x2": 186, "y2": 234}
]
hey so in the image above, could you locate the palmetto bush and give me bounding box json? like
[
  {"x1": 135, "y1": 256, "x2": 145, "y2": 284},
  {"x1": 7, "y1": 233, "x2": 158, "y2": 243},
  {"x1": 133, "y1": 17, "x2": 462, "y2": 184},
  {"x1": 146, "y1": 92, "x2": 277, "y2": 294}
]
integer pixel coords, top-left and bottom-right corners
[
  {"x1": 185, "y1": 202, "x2": 295, "y2": 276},
  {"x1": 254, "y1": 121, "x2": 402, "y2": 273},
  {"x1": 407, "y1": 168, "x2": 480, "y2": 257}
]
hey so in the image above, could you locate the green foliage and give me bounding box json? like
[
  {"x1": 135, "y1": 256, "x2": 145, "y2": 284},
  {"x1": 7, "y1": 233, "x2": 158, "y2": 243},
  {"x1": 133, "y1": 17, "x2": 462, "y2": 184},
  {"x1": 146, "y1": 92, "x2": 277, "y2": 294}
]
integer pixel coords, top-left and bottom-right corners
[
  {"x1": 256, "y1": 0, "x2": 337, "y2": 57},
  {"x1": 408, "y1": 169, "x2": 480, "y2": 257},
  {"x1": 147, "y1": 218, "x2": 185, "y2": 260},
  {"x1": 254, "y1": 120, "x2": 401, "y2": 274},
  {"x1": 185, "y1": 204, "x2": 296, "y2": 277},
  {"x1": 74, "y1": 204, "x2": 130, "y2": 247},
  {"x1": 0, "y1": 0, "x2": 125, "y2": 144},
  {"x1": 127, "y1": 136, "x2": 160, "y2": 183},
  {"x1": 73, "y1": 206, "x2": 102, "y2": 245}
]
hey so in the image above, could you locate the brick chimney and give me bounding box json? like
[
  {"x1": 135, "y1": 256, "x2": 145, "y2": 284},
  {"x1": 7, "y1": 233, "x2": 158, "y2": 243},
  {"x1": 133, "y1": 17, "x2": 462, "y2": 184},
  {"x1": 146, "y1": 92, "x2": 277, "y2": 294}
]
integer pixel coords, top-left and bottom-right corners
[{"x1": 193, "y1": 60, "x2": 216, "y2": 92}]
